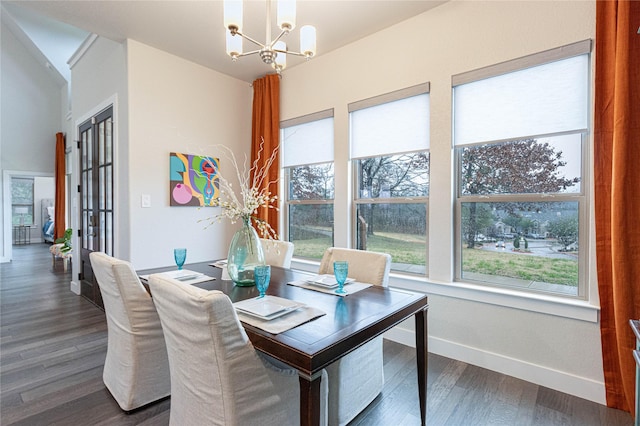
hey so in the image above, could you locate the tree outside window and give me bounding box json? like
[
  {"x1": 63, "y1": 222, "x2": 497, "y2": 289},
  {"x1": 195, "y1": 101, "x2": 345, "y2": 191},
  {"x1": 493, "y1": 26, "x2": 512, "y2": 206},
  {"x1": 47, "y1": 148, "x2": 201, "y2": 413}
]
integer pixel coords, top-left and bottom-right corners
[{"x1": 11, "y1": 177, "x2": 34, "y2": 226}]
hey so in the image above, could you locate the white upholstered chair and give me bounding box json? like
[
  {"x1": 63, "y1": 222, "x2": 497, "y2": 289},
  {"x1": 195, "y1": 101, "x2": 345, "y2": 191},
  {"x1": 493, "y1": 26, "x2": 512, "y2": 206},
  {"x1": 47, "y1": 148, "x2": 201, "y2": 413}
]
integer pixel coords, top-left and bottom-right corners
[
  {"x1": 260, "y1": 238, "x2": 295, "y2": 268},
  {"x1": 318, "y1": 247, "x2": 392, "y2": 426},
  {"x1": 148, "y1": 273, "x2": 328, "y2": 426},
  {"x1": 89, "y1": 252, "x2": 171, "y2": 411}
]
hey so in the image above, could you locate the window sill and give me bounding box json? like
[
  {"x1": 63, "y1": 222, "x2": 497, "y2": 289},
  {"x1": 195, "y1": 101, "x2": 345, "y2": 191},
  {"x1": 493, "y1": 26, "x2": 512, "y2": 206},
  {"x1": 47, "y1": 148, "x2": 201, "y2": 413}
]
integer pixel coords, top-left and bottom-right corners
[
  {"x1": 290, "y1": 258, "x2": 600, "y2": 323},
  {"x1": 290, "y1": 258, "x2": 321, "y2": 273},
  {"x1": 389, "y1": 273, "x2": 600, "y2": 323}
]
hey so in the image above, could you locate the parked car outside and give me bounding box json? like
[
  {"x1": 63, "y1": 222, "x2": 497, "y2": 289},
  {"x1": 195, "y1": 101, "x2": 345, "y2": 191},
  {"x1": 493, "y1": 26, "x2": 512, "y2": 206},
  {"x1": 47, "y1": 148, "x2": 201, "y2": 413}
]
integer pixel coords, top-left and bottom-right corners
[{"x1": 526, "y1": 233, "x2": 545, "y2": 239}]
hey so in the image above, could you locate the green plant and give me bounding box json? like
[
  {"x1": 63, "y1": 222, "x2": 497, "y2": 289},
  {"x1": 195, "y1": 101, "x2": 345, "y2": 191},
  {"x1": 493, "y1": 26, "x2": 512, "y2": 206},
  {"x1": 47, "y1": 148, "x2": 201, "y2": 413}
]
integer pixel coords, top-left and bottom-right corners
[{"x1": 54, "y1": 228, "x2": 73, "y2": 253}]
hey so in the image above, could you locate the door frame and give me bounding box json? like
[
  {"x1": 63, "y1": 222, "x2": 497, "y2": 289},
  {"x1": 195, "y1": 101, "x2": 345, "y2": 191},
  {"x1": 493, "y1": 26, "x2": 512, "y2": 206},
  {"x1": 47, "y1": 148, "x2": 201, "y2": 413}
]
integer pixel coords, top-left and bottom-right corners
[{"x1": 70, "y1": 95, "x2": 118, "y2": 295}]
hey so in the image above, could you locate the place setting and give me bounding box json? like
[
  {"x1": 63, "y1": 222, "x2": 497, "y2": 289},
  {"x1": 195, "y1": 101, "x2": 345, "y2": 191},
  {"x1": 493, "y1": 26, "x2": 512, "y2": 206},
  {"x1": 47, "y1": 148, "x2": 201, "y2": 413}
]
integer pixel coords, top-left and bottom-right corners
[
  {"x1": 233, "y1": 265, "x2": 326, "y2": 334},
  {"x1": 288, "y1": 261, "x2": 373, "y2": 296},
  {"x1": 139, "y1": 248, "x2": 216, "y2": 285}
]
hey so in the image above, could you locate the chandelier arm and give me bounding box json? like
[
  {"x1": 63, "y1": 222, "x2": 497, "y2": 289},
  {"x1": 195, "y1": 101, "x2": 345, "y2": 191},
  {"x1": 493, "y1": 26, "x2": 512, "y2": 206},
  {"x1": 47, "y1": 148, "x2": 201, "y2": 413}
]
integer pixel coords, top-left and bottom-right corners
[
  {"x1": 234, "y1": 49, "x2": 262, "y2": 58},
  {"x1": 268, "y1": 29, "x2": 289, "y2": 48},
  {"x1": 279, "y1": 50, "x2": 306, "y2": 57},
  {"x1": 232, "y1": 30, "x2": 266, "y2": 49}
]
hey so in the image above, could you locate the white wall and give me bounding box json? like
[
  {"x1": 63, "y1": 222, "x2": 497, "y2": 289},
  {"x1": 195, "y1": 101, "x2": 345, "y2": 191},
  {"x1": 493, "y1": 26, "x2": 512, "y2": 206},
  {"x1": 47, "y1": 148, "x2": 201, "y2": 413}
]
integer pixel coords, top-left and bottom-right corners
[
  {"x1": 281, "y1": 0, "x2": 603, "y2": 404},
  {"x1": 126, "y1": 40, "x2": 252, "y2": 269},
  {"x1": 1, "y1": 21, "x2": 61, "y2": 261}
]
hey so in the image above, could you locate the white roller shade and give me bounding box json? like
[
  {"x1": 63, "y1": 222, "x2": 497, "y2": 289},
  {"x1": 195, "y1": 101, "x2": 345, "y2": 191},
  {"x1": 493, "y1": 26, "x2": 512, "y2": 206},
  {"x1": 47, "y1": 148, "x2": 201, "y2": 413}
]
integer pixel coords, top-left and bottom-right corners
[
  {"x1": 351, "y1": 93, "x2": 430, "y2": 159},
  {"x1": 282, "y1": 116, "x2": 334, "y2": 167},
  {"x1": 454, "y1": 54, "x2": 589, "y2": 146}
]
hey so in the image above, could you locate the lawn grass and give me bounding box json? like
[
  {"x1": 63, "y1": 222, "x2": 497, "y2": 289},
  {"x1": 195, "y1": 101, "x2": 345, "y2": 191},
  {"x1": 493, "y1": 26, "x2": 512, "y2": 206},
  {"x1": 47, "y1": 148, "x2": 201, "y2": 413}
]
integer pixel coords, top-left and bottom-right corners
[
  {"x1": 292, "y1": 231, "x2": 426, "y2": 264},
  {"x1": 365, "y1": 233, "x2": 426, "y2": 265},
  {"x1": 291, "y1": 232, "x2": 578, "y2": 287},
  {"x1": 462, "y1": 248, "x2": 578, "y2": 286},
  {"x1": 291, "y1": 237, "x2": 332, "y2": 259}
]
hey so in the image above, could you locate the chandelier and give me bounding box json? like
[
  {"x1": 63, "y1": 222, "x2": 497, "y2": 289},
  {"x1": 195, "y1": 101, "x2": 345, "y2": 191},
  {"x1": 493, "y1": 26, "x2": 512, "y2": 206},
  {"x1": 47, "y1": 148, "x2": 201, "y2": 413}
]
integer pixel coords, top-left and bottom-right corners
[{"x1": 223, "y1": 0, "x2": 317, "y2": 73}]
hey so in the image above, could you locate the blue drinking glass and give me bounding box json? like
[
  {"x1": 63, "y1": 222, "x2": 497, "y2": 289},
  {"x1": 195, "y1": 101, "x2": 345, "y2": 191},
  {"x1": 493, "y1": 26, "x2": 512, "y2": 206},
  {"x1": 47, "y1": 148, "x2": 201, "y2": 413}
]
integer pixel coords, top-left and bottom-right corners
[
  {"x1": 254, "y1": 265, "x2": 271, "y2": 298},
  {"x1": 174, "y1": 248, "x2": 187, "y2": 270},
  {"x1": 333, "y1": 261, "x2": 349, "y2": 295}
]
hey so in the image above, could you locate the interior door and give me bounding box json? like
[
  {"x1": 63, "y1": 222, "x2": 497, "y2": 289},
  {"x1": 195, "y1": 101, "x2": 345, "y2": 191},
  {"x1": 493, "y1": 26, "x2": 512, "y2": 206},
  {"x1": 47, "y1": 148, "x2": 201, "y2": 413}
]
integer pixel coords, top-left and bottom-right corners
[{"x1": 78, "y1": 106, "x2": 114, "y2": 309}]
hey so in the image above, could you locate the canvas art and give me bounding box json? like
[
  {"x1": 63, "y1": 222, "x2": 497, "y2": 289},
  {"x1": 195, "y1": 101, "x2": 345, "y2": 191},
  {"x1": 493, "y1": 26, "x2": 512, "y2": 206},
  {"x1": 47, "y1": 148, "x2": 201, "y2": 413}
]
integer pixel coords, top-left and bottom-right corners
[{"x1": 169, "y1": 152, "x2": 220, "y2": 206}]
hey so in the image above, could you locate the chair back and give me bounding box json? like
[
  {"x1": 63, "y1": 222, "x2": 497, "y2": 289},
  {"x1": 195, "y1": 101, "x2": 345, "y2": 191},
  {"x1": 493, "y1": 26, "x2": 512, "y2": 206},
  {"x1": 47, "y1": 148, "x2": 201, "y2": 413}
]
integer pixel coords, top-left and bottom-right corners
[
  {"x1": 89, "y1": 251, "x2": 170, "y2": 410},
  {"x1": 318, "y1": 247, "x2": 391, "y2": 287},
  {"x1": 90, "y1": 252, "x2": 161, "y2": 332},
  {"x1": 149, "y1": 274, "x2": 300, "y2": 425},
  {"x1": 260, "y1": 238, "x2": 295, "y2": 268}
]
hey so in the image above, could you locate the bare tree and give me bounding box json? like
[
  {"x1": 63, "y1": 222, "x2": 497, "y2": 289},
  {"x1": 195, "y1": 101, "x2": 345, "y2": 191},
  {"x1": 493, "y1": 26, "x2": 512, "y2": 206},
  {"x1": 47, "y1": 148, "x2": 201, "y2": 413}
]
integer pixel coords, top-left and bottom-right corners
[
  {"x1": 461, "y1": 139, "x2": 579, "y2": 248},
  {"x1": 290, "y1": 164, "x2": 334, "y2": 200},
  {"x1": 357, "y1": 153, "x2": 429, "y2": 236}
]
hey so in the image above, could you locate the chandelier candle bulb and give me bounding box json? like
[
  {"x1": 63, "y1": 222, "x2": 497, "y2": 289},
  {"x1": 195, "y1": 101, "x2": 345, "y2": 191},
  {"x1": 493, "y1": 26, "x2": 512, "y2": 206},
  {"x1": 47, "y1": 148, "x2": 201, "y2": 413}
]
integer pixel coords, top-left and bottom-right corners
[
  {"x1": 226, "y1": 32, "x2": 242, "y2": 58},
  {"x1": 273, "y1": 41, "x2": 287, "y2": 70},
  {"x1": 277, "y1": 0, "x2": 296, "y2": 31},
  {"x1": 300, "y1": 25, "x2": 316, "y2": 58},
  {"x1": 223, "y1": 0, "x2": 243, "y2": 32}
]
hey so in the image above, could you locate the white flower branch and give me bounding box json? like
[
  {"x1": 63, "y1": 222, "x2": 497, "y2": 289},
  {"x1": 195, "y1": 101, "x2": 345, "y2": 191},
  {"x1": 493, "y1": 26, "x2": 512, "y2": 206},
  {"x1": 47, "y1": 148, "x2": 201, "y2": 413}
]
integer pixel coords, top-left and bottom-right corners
[{"x1": 197, "y1": 139, "x2": 279, "y2": 239}]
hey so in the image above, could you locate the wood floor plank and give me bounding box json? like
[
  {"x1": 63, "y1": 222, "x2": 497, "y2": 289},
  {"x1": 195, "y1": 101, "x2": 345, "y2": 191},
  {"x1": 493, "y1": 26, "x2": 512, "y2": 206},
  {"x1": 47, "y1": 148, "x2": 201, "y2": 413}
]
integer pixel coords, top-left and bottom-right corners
[
  {"x1": 1, "y1": 377, "x2": 106, "y2": 424},
  {"x1": 0, "y1": 244, "x2": 633, "y2": 425}
]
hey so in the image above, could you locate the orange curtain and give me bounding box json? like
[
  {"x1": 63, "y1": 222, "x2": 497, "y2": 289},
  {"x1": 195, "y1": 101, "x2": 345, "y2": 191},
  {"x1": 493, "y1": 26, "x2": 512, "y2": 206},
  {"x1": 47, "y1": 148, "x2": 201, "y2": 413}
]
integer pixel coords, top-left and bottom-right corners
[
  {"x1": 54, "y1": 132, "x2": 66, "y2": 240},
  {"x1": 594, "y1": 0, "x2": 640, "y2": 414},
  {"x1": 251, "y1": 74, "x2": 280, "y2": 236}
]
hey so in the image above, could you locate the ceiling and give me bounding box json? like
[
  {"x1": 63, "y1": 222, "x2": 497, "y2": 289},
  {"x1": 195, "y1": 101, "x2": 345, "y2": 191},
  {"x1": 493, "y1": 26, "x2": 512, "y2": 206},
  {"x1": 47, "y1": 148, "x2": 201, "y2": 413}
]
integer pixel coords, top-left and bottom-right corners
[{"x1": 2, "y1": 0, "x2": 446, "y2": 84}]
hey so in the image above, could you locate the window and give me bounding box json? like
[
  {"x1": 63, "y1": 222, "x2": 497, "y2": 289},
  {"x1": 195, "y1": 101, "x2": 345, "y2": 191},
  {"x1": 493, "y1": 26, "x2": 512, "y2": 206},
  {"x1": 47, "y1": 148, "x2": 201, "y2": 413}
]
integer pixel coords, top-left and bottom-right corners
[
  {"x1": 11, "y1": 177, "x2": 34, "y2": 226},
  {"x1": 281, "y1": 110, "x2": 334, "y2": 260},
  {"x1": 453, "y1": 40, "x2": 591, "y2": 298},
  {"x1": 350, "y1": 84, "x2": 430, "y2": 275}
]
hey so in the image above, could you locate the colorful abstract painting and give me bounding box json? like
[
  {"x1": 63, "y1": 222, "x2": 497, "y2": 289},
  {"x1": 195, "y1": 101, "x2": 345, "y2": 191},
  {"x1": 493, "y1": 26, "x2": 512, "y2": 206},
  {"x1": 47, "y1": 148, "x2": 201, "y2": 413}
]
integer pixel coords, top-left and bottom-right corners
[{"x1": 169, "y1": 152, "x2": 220, "y2": 206}]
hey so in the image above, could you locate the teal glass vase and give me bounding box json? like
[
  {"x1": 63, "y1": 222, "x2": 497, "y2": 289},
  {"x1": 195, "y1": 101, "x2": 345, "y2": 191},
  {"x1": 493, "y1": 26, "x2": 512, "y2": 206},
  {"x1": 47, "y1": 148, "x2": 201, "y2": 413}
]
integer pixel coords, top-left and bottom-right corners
[{"x1": 227, "y1": 216, "x2": 265, "y2": 286}]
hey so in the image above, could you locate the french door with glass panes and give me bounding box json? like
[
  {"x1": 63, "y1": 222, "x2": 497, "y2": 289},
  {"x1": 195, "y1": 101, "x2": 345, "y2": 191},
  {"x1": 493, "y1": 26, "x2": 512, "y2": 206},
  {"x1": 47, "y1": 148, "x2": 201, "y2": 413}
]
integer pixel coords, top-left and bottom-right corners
[{"x1": 78, "y1": 106, "x2": 113, "y2": 309}]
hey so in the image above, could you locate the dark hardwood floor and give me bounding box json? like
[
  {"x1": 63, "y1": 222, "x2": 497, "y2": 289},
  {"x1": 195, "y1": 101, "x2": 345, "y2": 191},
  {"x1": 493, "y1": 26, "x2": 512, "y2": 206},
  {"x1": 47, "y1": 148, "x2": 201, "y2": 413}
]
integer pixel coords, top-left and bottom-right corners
[{"x1": 1, "y1": 244, "x2": 633, "y2": 425}]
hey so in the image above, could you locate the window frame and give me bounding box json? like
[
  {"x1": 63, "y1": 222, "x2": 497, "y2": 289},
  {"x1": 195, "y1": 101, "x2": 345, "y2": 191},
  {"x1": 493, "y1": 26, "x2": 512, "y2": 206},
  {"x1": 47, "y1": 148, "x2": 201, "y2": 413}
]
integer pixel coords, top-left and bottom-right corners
[
  {"x1": 349, "y1": 84, "x2": 431, "y2": 276},
  {"x1": 280, "y1": 109, "x2": 335, "y2": 260},
  {"x1": 452, "y1": 40, "x2": 591, "y2": 299},
  {"x1": 11, "y1": 177, "x2": 35, "y2": 226}
]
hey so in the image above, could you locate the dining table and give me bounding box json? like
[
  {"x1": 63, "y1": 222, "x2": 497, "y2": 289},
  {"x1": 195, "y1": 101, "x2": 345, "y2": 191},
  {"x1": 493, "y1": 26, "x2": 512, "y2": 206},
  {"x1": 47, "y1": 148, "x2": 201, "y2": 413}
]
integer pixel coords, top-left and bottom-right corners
[{"x1": 138, "y1": 261, "x2": 429, "y2": 426}]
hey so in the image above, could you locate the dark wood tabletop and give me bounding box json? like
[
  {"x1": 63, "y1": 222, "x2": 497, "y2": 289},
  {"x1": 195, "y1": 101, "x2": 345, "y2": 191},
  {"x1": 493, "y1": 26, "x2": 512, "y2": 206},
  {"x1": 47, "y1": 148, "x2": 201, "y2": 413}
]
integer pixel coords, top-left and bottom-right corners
[{"x1": 139, "y1": 261, "x2": 429, "y2": 426}]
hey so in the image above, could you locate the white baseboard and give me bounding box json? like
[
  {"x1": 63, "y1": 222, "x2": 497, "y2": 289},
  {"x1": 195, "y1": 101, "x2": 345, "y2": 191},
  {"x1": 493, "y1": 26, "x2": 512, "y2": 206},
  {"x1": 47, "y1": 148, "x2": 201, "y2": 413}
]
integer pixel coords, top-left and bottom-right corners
[
  {"x1": 383, "y1": 326, "x2": 606, "y2": 406},
  {"x1": 70, "y1": 280, "x2": 80, "y2": 295}
]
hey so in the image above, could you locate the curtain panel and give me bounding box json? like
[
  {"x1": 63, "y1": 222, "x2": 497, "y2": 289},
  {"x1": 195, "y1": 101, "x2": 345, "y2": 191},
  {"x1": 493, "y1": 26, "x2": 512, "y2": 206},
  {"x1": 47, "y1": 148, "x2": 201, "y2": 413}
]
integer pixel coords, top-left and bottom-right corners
[
  {"x1": 54, "y1": 132, "x2": 66, "y2": 241},
  {"x1": 251, "y1": 74, "x2": 280, "y2": 236},
  {"x1": 594, "y1": 0, "x2": 640, "y2": 414}
]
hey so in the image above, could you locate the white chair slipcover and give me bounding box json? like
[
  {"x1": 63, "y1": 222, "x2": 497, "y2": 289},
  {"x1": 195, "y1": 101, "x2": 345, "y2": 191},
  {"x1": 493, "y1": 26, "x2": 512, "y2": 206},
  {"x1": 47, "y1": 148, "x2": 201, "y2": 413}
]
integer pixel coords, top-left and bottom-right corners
[
  {"x1": 89, "y1": 252, "x2": 171, "y2": 411},
  {"x1": 260, "y1": 238, "x2": 295, "y2": 268},
  {"x1": 148, "y1": 274, "x2": 328, "y2": 426},
  {"x1": 318, "y1": 247, "x2": 392, "y2": 426}
]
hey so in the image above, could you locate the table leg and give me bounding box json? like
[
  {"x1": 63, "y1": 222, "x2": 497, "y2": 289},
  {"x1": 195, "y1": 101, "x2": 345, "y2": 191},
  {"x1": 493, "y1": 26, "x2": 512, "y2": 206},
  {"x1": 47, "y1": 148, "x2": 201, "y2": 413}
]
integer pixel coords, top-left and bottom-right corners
[
  {"x1": 415, "y1": 307, "x2": 428, "y2": 426},
  {"x1": 299, "y1": 371, "x2": 322, "y2": 426}
]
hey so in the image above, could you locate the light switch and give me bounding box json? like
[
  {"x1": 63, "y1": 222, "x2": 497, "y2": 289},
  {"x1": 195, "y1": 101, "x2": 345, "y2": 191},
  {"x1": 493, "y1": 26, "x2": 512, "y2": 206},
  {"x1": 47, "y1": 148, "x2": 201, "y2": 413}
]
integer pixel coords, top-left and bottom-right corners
[{"x1": 141, "y1": 194, "x2": 151, "y2": 208}]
